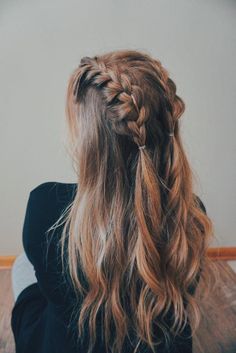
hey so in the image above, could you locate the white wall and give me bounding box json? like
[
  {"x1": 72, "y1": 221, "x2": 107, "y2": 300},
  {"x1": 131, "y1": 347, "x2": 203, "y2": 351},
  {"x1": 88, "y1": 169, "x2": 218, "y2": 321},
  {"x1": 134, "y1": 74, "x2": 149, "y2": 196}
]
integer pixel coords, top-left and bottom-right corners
[{"x1": 0, "y1": 0, "x2": 235, "y2": 255}]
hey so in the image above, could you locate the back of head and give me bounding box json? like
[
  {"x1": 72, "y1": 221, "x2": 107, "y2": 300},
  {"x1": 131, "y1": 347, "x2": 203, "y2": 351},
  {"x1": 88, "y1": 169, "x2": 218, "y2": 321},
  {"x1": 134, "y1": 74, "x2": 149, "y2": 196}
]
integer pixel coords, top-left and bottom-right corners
[{"x1": 58, "y1": 49, "x2": 216, "y2": 353}]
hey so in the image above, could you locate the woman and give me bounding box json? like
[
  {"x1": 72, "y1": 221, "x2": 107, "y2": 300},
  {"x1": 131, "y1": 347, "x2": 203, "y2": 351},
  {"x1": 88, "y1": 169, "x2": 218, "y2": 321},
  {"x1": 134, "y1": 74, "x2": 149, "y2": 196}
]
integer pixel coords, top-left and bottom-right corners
[{"x1": 11, "y1": 49, "x2": 216, "y2": 353}]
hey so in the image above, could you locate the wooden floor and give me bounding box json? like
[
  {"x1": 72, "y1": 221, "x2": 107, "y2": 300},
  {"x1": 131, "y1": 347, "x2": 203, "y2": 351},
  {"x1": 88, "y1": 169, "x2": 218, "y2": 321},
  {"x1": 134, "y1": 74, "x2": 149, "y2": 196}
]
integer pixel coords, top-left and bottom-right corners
[
  {"x1": 0, "y1": 270, "x2": 15, "y2": 353},
  {"x1": 0, "y1": 261, "x2": 236, "y2": 353},
  {"x1": 193, "y1": 261, "x2": 236, "y2": 353}
]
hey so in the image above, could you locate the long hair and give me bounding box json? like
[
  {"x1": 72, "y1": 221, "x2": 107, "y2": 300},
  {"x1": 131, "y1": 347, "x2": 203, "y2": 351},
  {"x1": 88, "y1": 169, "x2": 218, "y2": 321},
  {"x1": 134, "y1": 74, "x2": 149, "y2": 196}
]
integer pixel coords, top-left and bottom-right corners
[{"x1": 51, "y1": 49, "x2": 218, "y2": 353}]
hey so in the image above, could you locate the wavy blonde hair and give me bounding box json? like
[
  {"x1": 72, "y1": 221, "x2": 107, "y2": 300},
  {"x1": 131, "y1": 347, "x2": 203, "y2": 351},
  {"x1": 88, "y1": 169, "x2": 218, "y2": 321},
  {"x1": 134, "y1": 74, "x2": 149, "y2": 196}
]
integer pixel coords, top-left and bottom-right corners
[{"x1": 54, "y1": 49, "x2": 218, "y2": 353}]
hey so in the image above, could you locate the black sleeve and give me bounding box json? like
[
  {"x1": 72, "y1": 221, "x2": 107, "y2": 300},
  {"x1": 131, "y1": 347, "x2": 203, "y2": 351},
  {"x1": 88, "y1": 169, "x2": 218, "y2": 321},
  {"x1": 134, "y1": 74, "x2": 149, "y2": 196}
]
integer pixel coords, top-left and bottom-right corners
[
  {"x1": 194, "y1": 194, "x2": 207, "y2": 215},
  {"x1": 22, "y1": 182, "x2": 70, "y2": 304},
  {"x1": 22, "y1": 182, "x2": 58, "y2": 267}
]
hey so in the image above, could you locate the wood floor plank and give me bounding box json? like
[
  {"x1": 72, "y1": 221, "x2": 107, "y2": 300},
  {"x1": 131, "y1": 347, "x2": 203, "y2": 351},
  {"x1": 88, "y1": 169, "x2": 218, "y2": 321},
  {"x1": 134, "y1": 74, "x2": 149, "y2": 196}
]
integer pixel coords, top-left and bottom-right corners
[
  {"x1": 0, "y1": 269, "x2": 15, "y2": 353},
  {"x1": 193, "y1": 261, "x2": 236, "y2": 353}
]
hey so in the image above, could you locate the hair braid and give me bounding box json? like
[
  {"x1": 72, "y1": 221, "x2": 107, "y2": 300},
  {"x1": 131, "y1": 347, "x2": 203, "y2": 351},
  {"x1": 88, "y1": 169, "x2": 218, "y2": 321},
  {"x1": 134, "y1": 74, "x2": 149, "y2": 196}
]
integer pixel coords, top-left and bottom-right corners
[{"x1": 73, "y1": 55, "x2": 150, "y2": 149}]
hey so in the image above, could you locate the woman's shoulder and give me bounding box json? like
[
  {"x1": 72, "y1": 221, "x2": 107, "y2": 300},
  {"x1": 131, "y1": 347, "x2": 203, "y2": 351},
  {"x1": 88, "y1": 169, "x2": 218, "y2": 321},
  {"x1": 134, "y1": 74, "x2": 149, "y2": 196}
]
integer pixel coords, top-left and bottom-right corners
[
  {"x1": 22, "y1": 181, "x2": 77, "y2": 266},
  {"x1": 22, "y1": 182, "x2": 78, "y2": 304},
  {"x1": 29, "y1": 181, "x2": 77, "y2": 202}
]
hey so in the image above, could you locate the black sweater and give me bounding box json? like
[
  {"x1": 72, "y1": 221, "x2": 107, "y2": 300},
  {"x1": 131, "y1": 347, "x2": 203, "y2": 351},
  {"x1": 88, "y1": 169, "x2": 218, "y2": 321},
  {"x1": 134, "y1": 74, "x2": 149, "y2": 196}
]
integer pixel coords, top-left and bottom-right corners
[{"x1": 11, "y1": 181, "x2": 206, "y2": 353}]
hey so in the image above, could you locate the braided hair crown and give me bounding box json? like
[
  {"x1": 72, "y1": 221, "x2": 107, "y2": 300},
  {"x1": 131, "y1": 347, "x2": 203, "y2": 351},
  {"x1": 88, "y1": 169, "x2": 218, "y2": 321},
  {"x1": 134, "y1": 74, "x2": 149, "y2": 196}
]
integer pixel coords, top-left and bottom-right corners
[{"x1": 72, "y1": 50, "x2": 180, "y2": 150}]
